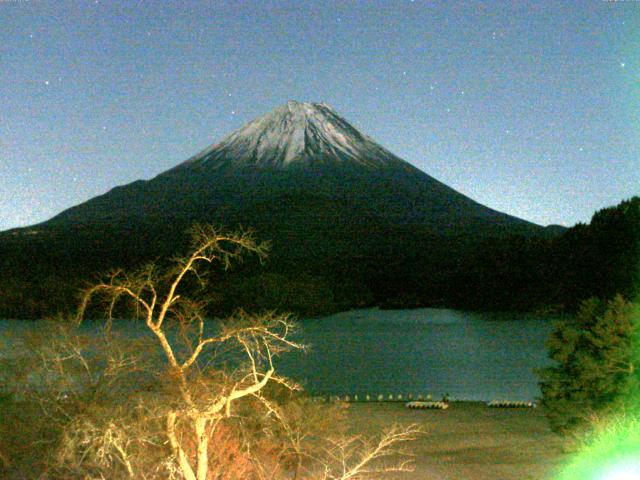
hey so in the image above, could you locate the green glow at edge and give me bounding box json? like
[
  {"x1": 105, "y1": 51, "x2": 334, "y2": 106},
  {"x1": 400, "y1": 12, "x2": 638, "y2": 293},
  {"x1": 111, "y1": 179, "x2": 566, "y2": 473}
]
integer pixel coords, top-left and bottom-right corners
[
  {"x1": 557, "y1": 5, "x2": 640, "y2": 475},
  {"x1": 556, "y1": 415, "x2": 640, "y2": 480},
  {"x1": 555, "y1": 295, "x2": 640, "y2": 480}
]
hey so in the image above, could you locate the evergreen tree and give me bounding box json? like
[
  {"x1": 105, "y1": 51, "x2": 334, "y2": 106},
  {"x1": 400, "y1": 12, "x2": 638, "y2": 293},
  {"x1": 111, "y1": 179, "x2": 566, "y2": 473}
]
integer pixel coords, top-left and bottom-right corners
[{"x1": 539, "y1": 295, "x2": 640, "y2": 435}]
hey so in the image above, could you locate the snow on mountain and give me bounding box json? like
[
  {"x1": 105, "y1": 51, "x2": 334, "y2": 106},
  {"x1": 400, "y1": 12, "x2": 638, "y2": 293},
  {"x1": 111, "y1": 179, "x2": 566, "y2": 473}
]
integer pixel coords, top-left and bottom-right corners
[
  {"x1": 42, "y1": 100, "x2": 543, "y2": 238},
  {"x1": 175, "y1": 100, "x2": 406, "y2": 171}
]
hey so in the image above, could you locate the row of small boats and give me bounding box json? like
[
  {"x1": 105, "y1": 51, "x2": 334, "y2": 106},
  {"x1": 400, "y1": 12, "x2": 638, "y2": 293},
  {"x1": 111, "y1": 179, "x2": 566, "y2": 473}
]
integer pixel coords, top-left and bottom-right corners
[
  {"x1": 407, "y1": 400, "x2": 536, "y2": 409},
  {"x1": 313, "y1": 395, "x2": 536, "y2": 408}
]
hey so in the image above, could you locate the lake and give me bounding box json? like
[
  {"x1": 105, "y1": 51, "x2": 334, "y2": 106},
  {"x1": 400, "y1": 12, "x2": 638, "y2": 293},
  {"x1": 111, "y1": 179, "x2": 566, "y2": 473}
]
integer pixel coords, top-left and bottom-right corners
[
  {"x1": 0, "y1": 308, "x2": 558, "y2": 402},
  {"x1": 278, "y1": 308, "x2": 557, "y2": 402}
]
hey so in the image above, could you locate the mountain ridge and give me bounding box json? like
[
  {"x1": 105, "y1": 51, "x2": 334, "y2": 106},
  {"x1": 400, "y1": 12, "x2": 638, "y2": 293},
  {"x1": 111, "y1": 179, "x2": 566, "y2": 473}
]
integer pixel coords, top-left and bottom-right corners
[
  {"x1": 0, "y1": 100, "x2": 575, "y2": 318},
  {"x1": 42, "y1": 100, "x2": 541, "y2": 235}
]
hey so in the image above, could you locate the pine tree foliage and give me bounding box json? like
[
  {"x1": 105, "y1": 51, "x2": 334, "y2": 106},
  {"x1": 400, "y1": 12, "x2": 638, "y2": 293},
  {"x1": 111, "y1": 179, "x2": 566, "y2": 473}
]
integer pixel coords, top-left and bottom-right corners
[{"x1": 539, "y1": 295, "x2": 640, "y2": 435}]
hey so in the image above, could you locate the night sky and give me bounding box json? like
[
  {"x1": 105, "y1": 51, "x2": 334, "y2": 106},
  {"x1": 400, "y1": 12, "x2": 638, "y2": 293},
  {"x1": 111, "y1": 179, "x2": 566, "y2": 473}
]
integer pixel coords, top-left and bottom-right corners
[{"x1": 1, "y1": 0, "x2": 638, "y2": 231}]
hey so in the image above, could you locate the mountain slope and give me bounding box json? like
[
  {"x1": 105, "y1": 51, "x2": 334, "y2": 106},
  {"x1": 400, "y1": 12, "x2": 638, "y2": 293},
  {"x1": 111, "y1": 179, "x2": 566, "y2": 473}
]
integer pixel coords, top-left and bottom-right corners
[
  {"x1": 174, "y1": 100, "x2": 398, "y2": 170},
  {"x1": 45, "y1": 101, "x2": 539, "y2": 237},
  {"x1": 0, "y1": 101, "x2": 560, "y2": 317}
]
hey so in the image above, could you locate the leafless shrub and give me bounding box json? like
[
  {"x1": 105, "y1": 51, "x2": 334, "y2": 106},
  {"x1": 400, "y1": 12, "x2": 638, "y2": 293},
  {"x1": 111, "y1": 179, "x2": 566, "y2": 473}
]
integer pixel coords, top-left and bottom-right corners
[{"x1": 2, "y1": 226, "x2": 421, "y2": 480}]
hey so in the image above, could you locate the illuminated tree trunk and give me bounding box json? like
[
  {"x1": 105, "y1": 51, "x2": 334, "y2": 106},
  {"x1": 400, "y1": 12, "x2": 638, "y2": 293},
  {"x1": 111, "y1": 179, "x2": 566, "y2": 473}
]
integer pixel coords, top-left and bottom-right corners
[
  {"x1": 167, "y1": 412, "x2": 197, "y2": 480},
  {"x1": 195, "y1": 417, "x2": 209, "y2": 480}
]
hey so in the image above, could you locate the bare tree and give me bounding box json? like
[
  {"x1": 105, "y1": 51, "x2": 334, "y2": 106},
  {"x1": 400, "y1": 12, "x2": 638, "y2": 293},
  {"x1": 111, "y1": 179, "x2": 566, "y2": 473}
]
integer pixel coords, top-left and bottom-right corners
[
  {"x1": 75, "y1": 225, "x2": 309, "y2": 480},
  {"x1": 317, "y1": 424, "x2": 422, "y2": 480},
  {"x1": 3, "y1": 225, "x2": 421, "y2": 479},
  {"x1": 251, "y1": 400, "x2": 422, "y2": 480}
]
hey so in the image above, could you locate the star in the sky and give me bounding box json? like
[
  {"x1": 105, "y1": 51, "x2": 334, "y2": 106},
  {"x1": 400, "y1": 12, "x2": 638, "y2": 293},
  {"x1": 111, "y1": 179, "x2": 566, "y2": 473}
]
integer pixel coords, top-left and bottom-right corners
[
  {"x1": 620, "y1": 62, "x2": 626, "y2": 68},
  {"x1": 44, "y1": 80, "x2": 50, "y2": 85}
]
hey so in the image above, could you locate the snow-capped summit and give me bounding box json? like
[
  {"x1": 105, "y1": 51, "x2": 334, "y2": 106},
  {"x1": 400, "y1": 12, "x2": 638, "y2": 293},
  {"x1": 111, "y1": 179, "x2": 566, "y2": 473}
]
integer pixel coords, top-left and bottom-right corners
[
  {"x1": 45, "y1": 100, "x2": 544, "y2": 242},
  {"x1": 21, "y1": 99, "x2": 550, "y2": 318},
  {"x1": 176, "y1": 101, "x2": 405, "y2": 171}
]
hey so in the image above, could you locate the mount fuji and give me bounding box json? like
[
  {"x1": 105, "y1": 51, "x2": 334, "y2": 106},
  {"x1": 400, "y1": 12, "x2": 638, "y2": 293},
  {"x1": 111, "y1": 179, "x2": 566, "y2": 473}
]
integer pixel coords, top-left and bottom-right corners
[
  {"x1": 45, "y1": 100, "x2": 540, "y2": 235},
  {"x1": 1, "y1": 101, "x2": 558, "y2": 316}
]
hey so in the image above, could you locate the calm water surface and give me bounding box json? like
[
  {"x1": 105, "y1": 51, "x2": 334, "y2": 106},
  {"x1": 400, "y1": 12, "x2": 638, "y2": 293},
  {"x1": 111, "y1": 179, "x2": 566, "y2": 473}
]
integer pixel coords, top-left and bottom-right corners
[
  {"x1": 278, "y1": 308, "x2": 557, "y2": 402},
  {"x1": 0, "y1": 308, "x2": 557, "y2": 402}
]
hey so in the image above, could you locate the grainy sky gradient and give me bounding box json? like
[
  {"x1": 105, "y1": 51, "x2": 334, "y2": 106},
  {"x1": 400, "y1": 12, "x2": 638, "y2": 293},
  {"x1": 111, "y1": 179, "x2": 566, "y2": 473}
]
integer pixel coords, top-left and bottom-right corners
[{"x1": 1, "y1": 0, "x2": 638, "y2": 231}]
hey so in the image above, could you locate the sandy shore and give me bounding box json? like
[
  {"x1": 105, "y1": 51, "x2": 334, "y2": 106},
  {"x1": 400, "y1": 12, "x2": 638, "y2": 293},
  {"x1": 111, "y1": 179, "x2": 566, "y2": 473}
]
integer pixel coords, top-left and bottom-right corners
[{"x1": 342, "y1": 401, "x2": 570, "y2": 480}]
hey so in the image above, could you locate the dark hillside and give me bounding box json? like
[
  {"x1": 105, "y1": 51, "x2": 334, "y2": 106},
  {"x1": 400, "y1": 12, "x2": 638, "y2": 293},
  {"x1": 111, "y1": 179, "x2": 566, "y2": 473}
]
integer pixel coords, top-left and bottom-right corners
[{"x1": 10, "y1": 102, "x2": 627, "y2": 319}]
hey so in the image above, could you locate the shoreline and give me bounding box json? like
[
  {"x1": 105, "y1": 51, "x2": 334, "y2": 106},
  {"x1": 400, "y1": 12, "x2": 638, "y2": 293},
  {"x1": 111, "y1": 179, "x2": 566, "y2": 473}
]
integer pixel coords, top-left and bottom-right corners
[{"x1": 343, "y1": 401, "x2": 569, "y2": 480}]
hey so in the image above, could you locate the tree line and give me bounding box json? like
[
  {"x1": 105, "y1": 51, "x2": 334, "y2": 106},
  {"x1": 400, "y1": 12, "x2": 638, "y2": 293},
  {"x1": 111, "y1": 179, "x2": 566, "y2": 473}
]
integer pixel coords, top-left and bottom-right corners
[{"x1": 0, "y1": 196, "x2": 638, "y2": 319}]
